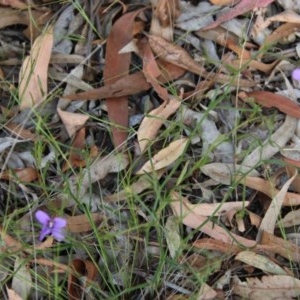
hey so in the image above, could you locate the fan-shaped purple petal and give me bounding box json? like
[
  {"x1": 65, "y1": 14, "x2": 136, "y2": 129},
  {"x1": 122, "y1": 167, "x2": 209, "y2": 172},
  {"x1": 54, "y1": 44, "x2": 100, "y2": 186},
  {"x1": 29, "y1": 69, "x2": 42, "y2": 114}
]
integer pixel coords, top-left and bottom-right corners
[
  {"x1": 53, "y1": 217, "x2": 67, "y2": 229},
  {"x1": 35, "y1": 210, "x2": 51, "y2": 225}
]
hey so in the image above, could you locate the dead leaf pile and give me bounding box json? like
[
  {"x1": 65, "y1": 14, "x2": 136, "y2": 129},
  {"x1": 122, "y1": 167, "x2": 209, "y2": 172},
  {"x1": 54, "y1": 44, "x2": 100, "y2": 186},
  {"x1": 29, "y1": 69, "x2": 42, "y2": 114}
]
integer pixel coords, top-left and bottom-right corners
[{"x1": 3, "y1": 0, "x2": 300, "y2": 298}]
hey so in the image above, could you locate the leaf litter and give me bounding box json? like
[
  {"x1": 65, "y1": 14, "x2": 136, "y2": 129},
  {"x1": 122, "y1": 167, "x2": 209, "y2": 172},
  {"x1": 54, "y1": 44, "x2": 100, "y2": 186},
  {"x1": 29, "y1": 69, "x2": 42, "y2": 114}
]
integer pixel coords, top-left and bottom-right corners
[{"x1": 3, "y1": 0, "x2": 300, "y2": 298}]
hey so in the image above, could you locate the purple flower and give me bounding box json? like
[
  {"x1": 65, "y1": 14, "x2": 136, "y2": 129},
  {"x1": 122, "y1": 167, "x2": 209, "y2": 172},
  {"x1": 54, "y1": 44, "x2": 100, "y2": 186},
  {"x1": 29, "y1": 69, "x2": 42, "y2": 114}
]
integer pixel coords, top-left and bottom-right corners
[
  {"x1": 35, "y1": 210, "x2": 67, "y2": 242},
  {"x1": 292, "y1": 68, "x2": 300, "y2": 81}
]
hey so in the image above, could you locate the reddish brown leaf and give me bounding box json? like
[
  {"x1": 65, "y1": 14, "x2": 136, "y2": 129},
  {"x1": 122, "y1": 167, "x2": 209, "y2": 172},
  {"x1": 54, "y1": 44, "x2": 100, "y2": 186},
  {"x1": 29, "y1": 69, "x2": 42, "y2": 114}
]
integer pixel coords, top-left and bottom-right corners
[
  {"x1": 240, "y1": 91, "x2": 300, "y2": 119},
  {"x1": 138, "y1": 37, "x2": 169, "y2": 102},
  {"x1": 202, "y1": 0, "x2": 275, "y2": 30},
  {"x1": 0, "y1": 0, "x2": 27, "y2": 9},
  {"x1": 64, "y1": 61, "x2": 185, "y2": 101},
  {"x1": 0, "y1": 168, "x2": 38, "y2": 183},
  {"x1": 260, "y1": 23, "x2": 300, "y2": 50},
  {"x1": 5, "y1": 122, "x2": 38, "y2": 141},
  {"x1": 62, "y1": 131, "x2": 98, "y2": 172},
  {"x1": 209, "y1": 0, "x2": 239, "y2": 5},
  {"x1": 103, "y1": 8, "x2": 146, "y2": 148},
  {"x1": 68, "y1": 259, "x2": 98, "y2": 300},
  {"x1": 148, "y1": 34, "x2": 256, "y2": 87}
]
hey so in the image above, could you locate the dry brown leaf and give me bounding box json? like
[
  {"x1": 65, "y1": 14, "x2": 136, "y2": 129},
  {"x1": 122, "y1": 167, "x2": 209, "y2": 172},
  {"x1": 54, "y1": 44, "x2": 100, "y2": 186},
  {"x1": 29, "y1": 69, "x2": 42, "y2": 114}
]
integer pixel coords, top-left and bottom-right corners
[
  {"x1": 68, "y1": 259, "x2": 98, "y2": 300},
  {"x1": 196, "y1": 26, "x2": 251, "y2": 59},
  {"x1": 148, "y1": 34, "x2": 207, "y2": 76},
  {"x1": 260, "y1": 22, "x2": 300, "y2": 49},
  {"x1": 0, "y1": 0, "x2": 27, "y2": 9},
  {"x1": 62, "y1": 129, "x2": 98, "y2": 172},
  {"x1": 241, "y1": 112, "x2": 297, "y2": 168},
  {"x1": 33, "y1": 258, "x2": 70, "y2": 272},
  {"x1": 148, "y1": 34, "x2": 255, "y2": 87},
  {"x1": 68, "y1": 153, "x2": 129, "y2": 199},
  {"x1": 0, "y1": 225, "x2": 23, "y2": 253},
  {"x1": 57, "y1": 108, "x2": 89, "y2": 138},
  {"x1": 200, "y1": 163, "x2": 260, "y2": 185},
  {"x1": 230, "y1": 58, "x2": 278, "y2": 74},
  {"x1": 242, "y1": 176, "x2": 300, "y2": 206},
  {"x1": 136, "y1": 138, "x2": 188, "y2": 174},
  {"x1": 202, "y1": 0, "x2": 275, "y2": 30},
  {"x1": 232, "y1": 275, "x2": 300, "y2": 299},
  {"x1": 6, "y1": 287, "x2": 22, "y2": 300},
  {"x1": 138, "y1": 37, "x2": 169, "y2": 102},
  {"x1": 19, "y1": 26, "x2": 53, "y2": 110},
  {"x1": 174, "y1": 195, "x2": 249, "y2": 217},
  {"x1": 235, "y1": 251, "x2": 287, "y2": 275},
  {"x1": 209, "y1": 0, "x2": 239, "y2": 5},
  {"x1": 266, "y1": 10, "x2": 300, "y2": 24},
  {"x1": 240, "y1": 91, "x2": 300, "y2": 119},
  {"x1": 193, "y1": 235, "x2": 300, "y2": 262},
  {"x1": 67, "y1": 213, "x2": 104, "y2": 233},
  {"x1": 4, "y1": 122, "x2": 38, "y2": 141},
  {"x1": 0, "y1": 8, "x2": 51, "y2": 30},
  {"x1": 103, "y1": 8, "x2": 146, "y2": 148},
  {"x1": 150, "y1": 0, "x2": 180, "y2": 41},
  {"x1": 193, "y1": 238, "x2": 242, "y2": 255},
  {"x1": 0, "y1": 168, "x2": 38, "y2": 183},
  {"x1": 138, "y1": 97, "x2": 181, "y2": 152},
  {"x1": 64, "y1": 61, "x2": 185, "y2": 101},
  {"x1": 258, "y1": 172, "x2": 297, "y2": 235},
  {"x1": 170, "y1": 191, "x2": 257, "y2": 248},
  {"x1": 260, "y1": 230, "x2": 300, "y2": 262},
  {"x1": 197, "y1": 283, "x2": 218, "y2": 300},
  {"x1": 278, "y1": 209, "x2": 300, "y2": 228}
]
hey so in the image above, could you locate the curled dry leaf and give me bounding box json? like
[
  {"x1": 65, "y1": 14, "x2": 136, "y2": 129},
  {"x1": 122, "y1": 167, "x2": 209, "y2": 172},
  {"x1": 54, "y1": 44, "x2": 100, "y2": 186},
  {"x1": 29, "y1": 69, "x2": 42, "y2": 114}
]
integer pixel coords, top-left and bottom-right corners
[
  {"x1": 235, "y1": 251, "x2": 287, "y2": 275},
  {"x1": 68, "y1": 258, "x2": 97, "y2": 300},
  {"x1": 136, "y1": 138, "x2": 188, "y2": 174},
  {"x1": 19, "y1": 26, "x2": 53, "y2": 110},
  {"x1": 138, "y1": 97, "x2": 181, "y2": 152}
]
